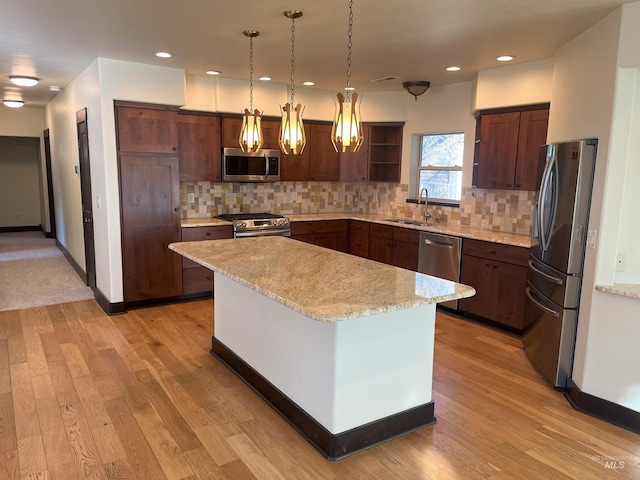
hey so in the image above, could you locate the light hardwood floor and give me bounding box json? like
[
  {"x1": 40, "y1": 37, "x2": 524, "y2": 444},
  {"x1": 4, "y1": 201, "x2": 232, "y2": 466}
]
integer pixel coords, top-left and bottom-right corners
[{"x1": 0, "y1": 299, "x2": 637, "y2": 479}]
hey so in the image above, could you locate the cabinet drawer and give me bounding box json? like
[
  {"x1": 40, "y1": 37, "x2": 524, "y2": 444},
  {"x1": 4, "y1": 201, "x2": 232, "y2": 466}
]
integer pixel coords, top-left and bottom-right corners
[
  {"x1": 462, "y1": 239, "x2": 529, "y2": 267},
  {"x1": 349, "y1": 220, "x2": 370, "y2": 235},
  {"x1": 369, "y1": 223, "x2": 393, "y2": 239},
  {"x1": 393, "y1": 227, "x2": 420, "y2": 245},
  {"x1": 183, "y1": 266, "x2": 214, "y2": 295},
  {"x1": 181, "y1": 225, "x2": 233, "y2": 242},
  {"x1": 290, "y1": 220, "x2": 348, "y2": 235},
  {"x1": 349, "y1": 232, "x2": 369, "y2": 258}
]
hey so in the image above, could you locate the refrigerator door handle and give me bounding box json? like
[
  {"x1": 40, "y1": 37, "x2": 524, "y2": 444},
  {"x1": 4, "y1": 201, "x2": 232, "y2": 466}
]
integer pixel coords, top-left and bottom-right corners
[
  {"x1": 526, "y1": 287, "x2": 561, "y2": 318},
  {"x1": 528, "y1": 260, "x2": 563, "y2": 285},
  {"x1": 538, "y1": 149, "x2": 554, "y2": 251}
]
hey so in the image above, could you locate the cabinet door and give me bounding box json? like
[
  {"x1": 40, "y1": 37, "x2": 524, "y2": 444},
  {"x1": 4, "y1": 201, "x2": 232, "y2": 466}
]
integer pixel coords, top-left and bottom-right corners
[
  {"x1": 309, "y1": 124, "x2": 340, "y2": 181},
  {"x1": 514, "y1": 109, "x2": 549, "y2": 191},
  {"x1": 475, "y1": 112, "x2": 520, "y2": 189},
  {"x1": 368, "y1": 235, "x2": 393, "y2": 265},
  {"x1": 222, "y1": 116, "x2": 281, "y2": 150},
  {"x1": 458, "y1": 254, "x2": 493, "y2": 318},
  {"x1": 392, "y1": 241, "x2": 419, "y2": 271},
  {"x1": 261, "y1": 118, "x2": 281, "y2": 149},
  {"x1": 177, "y1": 114, "x2": 221, "y2": 181},
  {"x1": 491, "y1": 262, "x2": 528, "y2": 329},
  {"x1": 280, "y1": 124, "x2": 311, "y2": 181},
  {"x1": 340, "y1": 125, "x2": 369, "y2": 182},
  {"x1": 119, "y1": 155, "x2": 182, "y2": 302},
  {"x1": 116, "y1": 107, "x2": 178, "y2": 154},
  {"x1": 349, "y1": 232, "x2": 369, "y2": 258}
]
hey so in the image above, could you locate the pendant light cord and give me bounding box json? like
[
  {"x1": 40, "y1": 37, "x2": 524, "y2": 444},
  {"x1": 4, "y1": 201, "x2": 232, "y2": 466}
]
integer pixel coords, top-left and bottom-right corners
[
  {"x1": 249, "y1": 35, "x2": 254, "y2": 111},
  {"x1": 289, "y1": 17, "x2": 296, "y2": 105},
  {"x1": 345, "y1": 0, "x2": 354, "y2": 101}
]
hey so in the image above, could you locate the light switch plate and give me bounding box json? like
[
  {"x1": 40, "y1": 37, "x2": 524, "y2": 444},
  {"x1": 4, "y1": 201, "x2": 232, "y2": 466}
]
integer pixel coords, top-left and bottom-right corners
[{"x1": 586, "y1": 229, "x2": 597, "y2": 249}]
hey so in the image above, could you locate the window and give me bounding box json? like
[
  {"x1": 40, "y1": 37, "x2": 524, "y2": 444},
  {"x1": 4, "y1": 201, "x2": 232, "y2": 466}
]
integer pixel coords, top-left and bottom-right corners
[{"x1": 417, "y1": 132, "x2": 464, "y2": 204}]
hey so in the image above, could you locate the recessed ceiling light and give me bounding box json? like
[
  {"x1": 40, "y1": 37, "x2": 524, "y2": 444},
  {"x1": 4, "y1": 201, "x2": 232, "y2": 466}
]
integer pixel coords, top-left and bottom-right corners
[
  {"x1": 446, "y1": 66, "x2": 461, "y2": 72},
  {"x1": 496, "y1": 55, "x2": 515, "y2": 62},
  {"x1": 155, "y1": 51, "x2": 172, "y2": 58},
  {"x1": 303, "y1": 81, "x2": 315, "y2": 86},
  {"x1": 206, "y1": 70, "x2": 220, "y2": 75},
  {"x1": 258, "y1": 76, "x2": 271, "y2": 81},
  {"x1": 3, "y1": 100, "x2": 25, "y2": 108},
  {"x1": 9, "y1": 76, "x2": 39, "y2": 87},
  {"x1": 344, "y1": 86, "x2": 356, "y2": 91},
  {"x1": 50, "y1": 86, "x2": 61, "y2": 92}
]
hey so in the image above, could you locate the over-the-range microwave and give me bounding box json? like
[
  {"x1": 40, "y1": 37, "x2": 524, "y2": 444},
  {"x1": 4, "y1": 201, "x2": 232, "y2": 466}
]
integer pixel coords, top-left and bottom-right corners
[{"x1": 221, "y1": 147, "x2": 280, "y2": 182}]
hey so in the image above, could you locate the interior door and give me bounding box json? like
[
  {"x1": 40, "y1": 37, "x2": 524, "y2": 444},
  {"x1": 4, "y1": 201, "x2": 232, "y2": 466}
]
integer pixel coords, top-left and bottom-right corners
[{"x1": 76, "y1": 108, "x2": 96, "y2": 289}]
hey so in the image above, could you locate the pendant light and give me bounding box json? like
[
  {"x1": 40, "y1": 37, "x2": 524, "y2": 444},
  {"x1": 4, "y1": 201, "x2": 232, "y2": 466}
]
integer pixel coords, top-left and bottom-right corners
[
  {"x1": 240, "y1": 30, "x2": 263, "y2": 152},
  {"x1": 331, "y1": 0, "x2": 363, "y2": 153},
  {"x1": 279, "y1": 10, "x2": 306, "y2": 155}
]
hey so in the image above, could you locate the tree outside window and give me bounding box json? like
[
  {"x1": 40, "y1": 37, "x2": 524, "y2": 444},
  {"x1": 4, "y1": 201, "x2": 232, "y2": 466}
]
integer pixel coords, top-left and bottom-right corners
[{"x1": 418, "y1": 132, "x2": 464, "y2": 204}]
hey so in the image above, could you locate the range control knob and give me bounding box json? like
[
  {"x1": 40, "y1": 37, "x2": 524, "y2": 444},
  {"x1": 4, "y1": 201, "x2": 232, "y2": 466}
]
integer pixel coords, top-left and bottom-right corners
[{"x1": 236, "y1": 221, "x2": 247, "y2": 228}]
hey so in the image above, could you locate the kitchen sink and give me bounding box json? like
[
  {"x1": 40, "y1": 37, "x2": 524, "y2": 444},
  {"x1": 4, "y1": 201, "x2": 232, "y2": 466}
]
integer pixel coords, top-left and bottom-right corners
[{"x1": 383, "y1": 218, "x2": 429, "y2": 226}]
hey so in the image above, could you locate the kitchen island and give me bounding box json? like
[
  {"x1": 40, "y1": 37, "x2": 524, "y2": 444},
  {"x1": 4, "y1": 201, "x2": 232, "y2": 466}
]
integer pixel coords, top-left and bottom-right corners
[{"x1": 169, "y1": 236, "x2": 475, "y2": 460}]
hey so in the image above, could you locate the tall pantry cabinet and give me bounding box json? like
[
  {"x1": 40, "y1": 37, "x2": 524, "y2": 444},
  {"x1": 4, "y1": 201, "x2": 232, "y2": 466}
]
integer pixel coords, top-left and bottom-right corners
[{"x1": 116, "y1": 101, "x2": 183, "y2": 304}]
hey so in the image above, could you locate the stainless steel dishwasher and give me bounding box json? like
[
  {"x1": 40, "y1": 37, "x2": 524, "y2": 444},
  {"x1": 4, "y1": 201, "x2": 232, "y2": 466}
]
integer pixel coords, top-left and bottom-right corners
[{"x1": 418, "y1": 232, "x2": 462, "y2": 309}]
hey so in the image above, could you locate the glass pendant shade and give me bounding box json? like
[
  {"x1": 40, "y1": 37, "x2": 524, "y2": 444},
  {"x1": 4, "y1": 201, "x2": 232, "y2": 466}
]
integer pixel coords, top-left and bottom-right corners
[
  {"x1": 279, "y1": 102, "x2": 306, "y2": 155},
  {"x1": 331, "y1": 91, "x2": 362, "y2": 153},
  {"x1": 240, "y1": 108, "x2": 263, "y2": 152}
]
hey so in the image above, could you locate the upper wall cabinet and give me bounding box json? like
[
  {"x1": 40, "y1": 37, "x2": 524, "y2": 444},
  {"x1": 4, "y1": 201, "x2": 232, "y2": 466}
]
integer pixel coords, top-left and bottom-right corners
[
  {"x1": 177, "y1": 112, "x2": 221, "y2": 182},
  {"x1": 339, "y1": 124, "x2": 370, "y2": 182},
  {"x1": 115, "y1": 103, "x2": 179, "y2": 153},
  {"x1": 281, "y1": 123, "x2": 340, "y2": 181},
  {"x1": 473, "y1": 105, "x2": 549, "y2": 191}
]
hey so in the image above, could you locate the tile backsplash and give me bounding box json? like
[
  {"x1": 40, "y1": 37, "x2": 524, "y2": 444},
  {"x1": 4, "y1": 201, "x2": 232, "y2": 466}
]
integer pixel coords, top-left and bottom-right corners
[{"x1": 181, "y1": 182, "x2": 536, "y2": 236}]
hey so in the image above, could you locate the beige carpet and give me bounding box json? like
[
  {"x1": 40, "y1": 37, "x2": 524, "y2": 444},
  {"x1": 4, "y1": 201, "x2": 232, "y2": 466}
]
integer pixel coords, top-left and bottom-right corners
[{"x1": 0, "y1": 231, "x2": 95, "y2": 312}]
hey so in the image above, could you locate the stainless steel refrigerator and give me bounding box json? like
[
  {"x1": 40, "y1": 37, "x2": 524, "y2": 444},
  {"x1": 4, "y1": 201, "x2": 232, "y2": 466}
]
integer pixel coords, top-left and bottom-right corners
[{"x1": 523, "y1": 138, "x2": 597, "y2": 390}]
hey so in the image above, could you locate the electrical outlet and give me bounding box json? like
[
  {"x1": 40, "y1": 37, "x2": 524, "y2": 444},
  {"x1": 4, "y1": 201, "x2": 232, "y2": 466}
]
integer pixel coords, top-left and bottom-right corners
[
  {"x1": 586, "y1": 229, "x2": 597, "y2": 249},
  {"x1": 616, "y1": 253, "x2": 626, "y2": 272}
]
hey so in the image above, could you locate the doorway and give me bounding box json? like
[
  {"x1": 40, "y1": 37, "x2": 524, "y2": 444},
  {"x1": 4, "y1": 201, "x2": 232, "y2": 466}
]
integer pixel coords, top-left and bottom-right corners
[
  {"x1": 43, "y1": 128, "x2": 57, "y2": 238},
  {"x1": 76, "y1": 108, "x2": 96, "y2": 290}
]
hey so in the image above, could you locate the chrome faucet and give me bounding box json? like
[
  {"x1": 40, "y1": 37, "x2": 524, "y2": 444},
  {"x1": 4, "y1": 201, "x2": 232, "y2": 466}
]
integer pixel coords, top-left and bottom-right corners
[{"x1": 419, "y1": 187, "x2": 431, "y2": 223}]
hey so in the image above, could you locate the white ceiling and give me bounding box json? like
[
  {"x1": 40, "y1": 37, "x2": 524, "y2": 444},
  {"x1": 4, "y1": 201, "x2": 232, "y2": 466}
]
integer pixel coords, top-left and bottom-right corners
[{"x1": 0, "y1": 0, "x2": 630, "y2": 108}]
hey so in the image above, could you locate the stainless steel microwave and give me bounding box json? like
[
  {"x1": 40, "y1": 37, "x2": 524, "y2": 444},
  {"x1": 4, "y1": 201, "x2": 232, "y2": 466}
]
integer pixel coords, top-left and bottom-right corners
[{"x1": 221, "y1": 147, "x2": 281, "y2": 182}]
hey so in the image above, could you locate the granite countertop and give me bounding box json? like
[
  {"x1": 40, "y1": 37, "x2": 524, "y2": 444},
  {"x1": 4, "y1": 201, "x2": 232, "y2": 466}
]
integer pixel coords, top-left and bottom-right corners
[
  {"x1": 595, "y1": 284, "x2": 640, "y2": 300},
  {"x1": 181, "y1": 213, "x2": 533, "y2": 248},
  {"x1": 169, "y1": 236, "x2": 476, "y2": 322}
]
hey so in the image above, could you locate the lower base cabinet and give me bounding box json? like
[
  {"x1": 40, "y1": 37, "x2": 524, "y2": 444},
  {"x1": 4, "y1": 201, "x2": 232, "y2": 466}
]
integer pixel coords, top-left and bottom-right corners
[
  {"x1": 181, "y1": 225, "x2": 233, "y2": 295},
  {"x1": 368, "y1": 223, "x2": 419, "y2": 271},
  {"x1": 458, "y1": 239, "x2": 529, "y2": 331},
  {"x1": 291, "y1": 220, "x2": 349, "y2": 253}
]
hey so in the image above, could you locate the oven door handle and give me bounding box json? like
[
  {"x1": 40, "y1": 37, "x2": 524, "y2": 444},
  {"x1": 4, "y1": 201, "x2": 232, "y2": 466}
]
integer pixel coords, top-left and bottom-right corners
[
  {"x1": 235, "y1": 228, "x2": 291, "y2": 238},
  {"x1": 526, "y1": 287, "x2": 560, "y2": 317}
]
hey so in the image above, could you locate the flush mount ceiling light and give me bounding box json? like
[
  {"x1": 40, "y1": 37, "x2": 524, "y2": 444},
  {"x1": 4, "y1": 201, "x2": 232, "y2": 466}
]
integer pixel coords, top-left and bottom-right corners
[
  {"x1": 331, "y1": 0, "x2": 363, "y2": 153},
  {"x1": 239, "y1": 30, "x2": 263, "y2": 153},
  {"x1": 9, "y1": 75, "x2": 39, "y2": 87},
  {"x1": 402, "y1": 81, "x2": 431, "y2": 101},
  {"x1": 3, "y1": 100, "x2": 25, "y2": 108},
  {"x1": 279, "y1": 10, "x2": 306, "y2": 155}
]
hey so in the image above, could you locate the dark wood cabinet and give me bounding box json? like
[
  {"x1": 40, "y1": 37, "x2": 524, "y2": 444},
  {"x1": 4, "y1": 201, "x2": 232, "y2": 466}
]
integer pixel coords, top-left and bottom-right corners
[
  {"x1": 177, "y1": 113, "x2": 221, "y2": 181},
  {"x1": 115, "y1": 104, "x2": 179, "y2": 154},
  {"x1": 291, "y1": 220, "x2": 348, "y2": 252},
  {"x1": 473, "y1": 105, "x2": 549, "y2": 191},
  {"x1": 181, "y1": 226, "x2": 233, "y2": 295},
  {"x1": 340, "y1": 125, "x2": 370, "y2": 182},
  {"x1": 368, "y1": 123, "x2": 403, "y2": 183},
  {"x1": 221, "y1": 116, "x2": 280, "y2": 149},
  {"x1": 281, "y1": 123, "x2": 340, "y2": 181},
  {"x1": 119, "y1": 154, "x2": 182, "y2": 303},
  {"x1": 348, "y1": 220, "x2": 370, "y2": 257},
  {"x1": 458, "y1": 239, "x2": 530, "y2": 331},
  {"x1": 368, "y1": 223, "x2": 419, "y2": 271}
]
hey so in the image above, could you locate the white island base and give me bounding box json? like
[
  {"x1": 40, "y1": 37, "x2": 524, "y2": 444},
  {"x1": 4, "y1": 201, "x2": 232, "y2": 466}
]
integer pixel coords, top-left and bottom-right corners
[{"x1": 212, "y1": 273, "x2": 436, "y2": 460}]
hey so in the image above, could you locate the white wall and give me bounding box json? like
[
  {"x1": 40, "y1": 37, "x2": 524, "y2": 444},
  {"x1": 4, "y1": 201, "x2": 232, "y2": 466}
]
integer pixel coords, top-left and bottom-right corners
[
  {"x1": 548, "y1": 5, "x2": 640, "y2": 413},
  {"x1": 45, "y1": 58, "x2": 186, "y2": 303},
  {"x1": 474, "y1": 59, "x2": 554, "y2": 111}
]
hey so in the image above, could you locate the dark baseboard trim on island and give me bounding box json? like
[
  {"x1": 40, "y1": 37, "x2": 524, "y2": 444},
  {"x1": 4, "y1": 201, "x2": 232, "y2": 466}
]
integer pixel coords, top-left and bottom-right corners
[
  {"x1": 565, "y1": 383, "x2": 640, "y2": 435},
  {"x1": 211, "y1": 336, "x2": 436, "y2": 460}
]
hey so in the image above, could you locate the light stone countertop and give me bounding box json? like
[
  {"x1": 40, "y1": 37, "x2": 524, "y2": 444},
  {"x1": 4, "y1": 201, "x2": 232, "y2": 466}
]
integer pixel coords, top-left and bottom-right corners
[
  {"x1": 169, "y1": 236, "x2": 476, "y2": 322},
  {"x1": 181, "y1": 212, "x2": 533, "y2": 248},
  {"x1": 595, "y1": 284, "x2": 640, "y2": 300}
]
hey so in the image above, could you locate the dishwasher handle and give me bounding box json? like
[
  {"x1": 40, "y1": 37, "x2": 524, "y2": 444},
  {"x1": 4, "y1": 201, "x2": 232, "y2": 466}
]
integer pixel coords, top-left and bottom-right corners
[{"x1": 423, "y1": 238, "x2": 455, "y2": 248}]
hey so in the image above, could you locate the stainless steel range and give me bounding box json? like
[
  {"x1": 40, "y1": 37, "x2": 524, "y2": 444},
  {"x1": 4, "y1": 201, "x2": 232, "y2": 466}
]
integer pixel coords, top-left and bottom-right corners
[{"x1": 216, "y1": 212, "x2": 291, "y2": 238}]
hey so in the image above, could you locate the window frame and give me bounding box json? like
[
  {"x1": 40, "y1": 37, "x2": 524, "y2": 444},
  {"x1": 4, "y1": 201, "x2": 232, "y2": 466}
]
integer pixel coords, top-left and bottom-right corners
[{"x1": 416, "y1": 131, "x2": 464, "y2": 206}]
